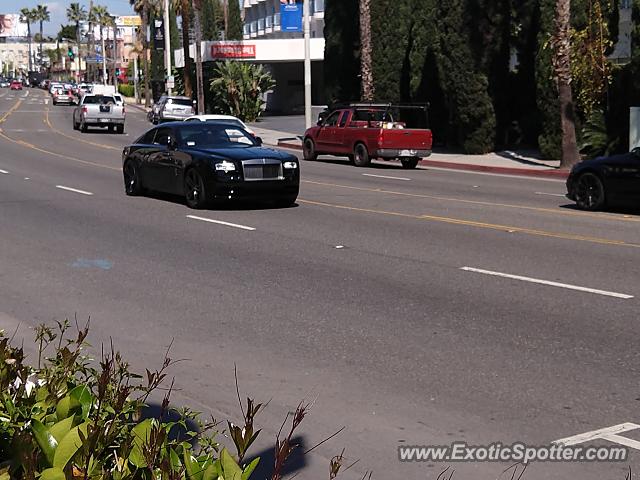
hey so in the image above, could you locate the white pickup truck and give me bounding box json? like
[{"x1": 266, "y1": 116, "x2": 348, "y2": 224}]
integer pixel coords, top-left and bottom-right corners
[{"x1": 72, "y1": 93, "x2": 125, "y2": 134}]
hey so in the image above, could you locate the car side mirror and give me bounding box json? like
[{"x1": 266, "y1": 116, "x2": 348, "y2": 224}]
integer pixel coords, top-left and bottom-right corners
[
  {"x1": 632, "y1": 147, "x2": 640, "y2": 158},
  {"x1": 255, "y1": 136, "x2": 263, "y2": 146},
  {"x1": 317, "y1": 119, "x2": 323, "y2": 126},
  {"x1": 167, "y1": 138, "x2": 177, "y2": 150}
]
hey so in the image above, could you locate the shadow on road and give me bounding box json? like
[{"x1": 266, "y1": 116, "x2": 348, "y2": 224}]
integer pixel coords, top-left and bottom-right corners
[{"x1": 142, "y1": 191, "x2": 300, "y2": 211}]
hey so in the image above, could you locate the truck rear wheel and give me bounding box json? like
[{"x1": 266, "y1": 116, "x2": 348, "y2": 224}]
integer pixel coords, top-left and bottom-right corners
[
  {"x1": 400, "y1": 157, "x2": 419, "y2": 169},
  {"x1": 353, "y1": 143, "x2": 371, "y2": 167},
  {"x1": 303, "y1": 137, "x2": 317, "y2": 161}
]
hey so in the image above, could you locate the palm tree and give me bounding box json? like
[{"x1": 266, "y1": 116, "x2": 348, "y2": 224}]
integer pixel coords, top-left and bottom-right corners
[
  {"x1": 552, "y1": 0, "x2": 580, "y2": 168},
  {"x1": 67, "y1": 3, "x2": 87, "y2": 78},
  {"x1": 35, "y1": 5, "x2": 51, "y2": 71},
  {"x1": 174, "y1": 0, "x2": 193, "y2": 97},
  {"x1": 87, "y1": 1, "x2": 96, "y2": 81},
  {"x1": 92, "y1": 5, "x2": 109, "y2": 84},
  {"x1": 130, "y1": 0, "x2": 155, "y2": 107},
  {"x1": 192, "y1": 0, "x2": 205, "y2": 113},
  {"x1": 19, "y1": 8, "x2": 37, "y2": 73},
  {"x1": 359, "y1": 0, "x2": 373, "y2": 101}
]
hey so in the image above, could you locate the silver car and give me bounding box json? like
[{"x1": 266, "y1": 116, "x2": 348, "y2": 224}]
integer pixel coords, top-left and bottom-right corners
[{"x1": 150, "y1": 96, "x2": 195, "y2": 124}]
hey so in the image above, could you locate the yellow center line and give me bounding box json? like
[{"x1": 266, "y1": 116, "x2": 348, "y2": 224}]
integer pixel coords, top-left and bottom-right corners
[
  {"x1": 0, "y1": 99, "x2": 23, "y2": 124},
  {"x1": 44, "y1": 107, "x2": 119, "y2": 151},
  {"x1": 297, "y1": 198, "x2": 640, "y2": 249},
  {"x1": 301, "y1": 179, "x2": 640, "y2": 223}
]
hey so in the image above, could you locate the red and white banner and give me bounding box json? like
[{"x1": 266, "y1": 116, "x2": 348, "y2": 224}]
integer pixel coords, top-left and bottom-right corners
[{"x1": 211, "y1": 44, "x2": 256, "y2": 59}]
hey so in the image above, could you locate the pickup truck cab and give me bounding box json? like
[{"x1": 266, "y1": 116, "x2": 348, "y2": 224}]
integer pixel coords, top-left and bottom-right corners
[
  {"x1": 303, "y1": 105, "x2": 432, "y2": 169},
  {"x1": 73, "y1": 93, "x2": 125, "y2": 134}
]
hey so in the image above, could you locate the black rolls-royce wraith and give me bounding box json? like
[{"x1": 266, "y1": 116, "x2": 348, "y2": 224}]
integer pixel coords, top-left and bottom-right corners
[{"x1": 122, "y1": 122, "x2": 300, "y2": 209}]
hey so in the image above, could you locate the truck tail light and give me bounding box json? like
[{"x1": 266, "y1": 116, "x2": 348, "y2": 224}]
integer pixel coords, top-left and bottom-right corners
[
  {"x1": 378, "y1": 130, "x2": 384, "y2": 147},
  {"x1": 82, "y1": 107, "x2": 88, "y2": 116}
]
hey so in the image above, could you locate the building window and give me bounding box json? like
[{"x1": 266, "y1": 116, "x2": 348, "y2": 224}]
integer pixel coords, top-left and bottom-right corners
[
  {"x1": 273, "y1": 13, "x2": 281, "y2": 26},
  {"x1": 266, "y1": 15, "x2": 273, "y2": 28},
  {"x1": 258, "y1": 18, "x2": 265, "y2": 31},
  {"x1": 313, "y1": 0, "x2": 325, "y2": 13}
]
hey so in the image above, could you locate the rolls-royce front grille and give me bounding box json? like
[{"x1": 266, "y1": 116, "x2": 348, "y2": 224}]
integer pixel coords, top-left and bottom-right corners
[{"x1": 242, "y1": 160, "x2": 284, "y2": 181}]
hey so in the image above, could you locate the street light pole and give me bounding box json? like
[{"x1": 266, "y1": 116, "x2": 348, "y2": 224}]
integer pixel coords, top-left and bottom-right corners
[
  {"x1": 163, "y1": 0, "x2": 172, "y2": 95},
  {"x1": 303, "y1": 0, "x2": 311, "y2": 129}
]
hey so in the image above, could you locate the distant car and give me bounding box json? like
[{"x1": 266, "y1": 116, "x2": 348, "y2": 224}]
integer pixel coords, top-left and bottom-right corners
[
  {"x1": 184, "y1": 114, "x2": 256, "y2": 137},
  {"x1": 49, "y1": 82, "x2": 63, "y2": 94},
  {"x1": 121, "y1": 122, "x2": 299, "y2": 209},
  {"x1": 52, "y1": 89, "x2": 75, "y2": 105},
  {"x1": 0, "y1": 79, "x2": 9, "y2": 88},
  {"x1": 566, "y1": 148, "x2": 640, "y2": 211},
  {"x1": 10, "y1": 80, "x2": 22, "y2": 90},
  {"x1": 149, "y1": 96, "x2": 195, "y2": 124}
]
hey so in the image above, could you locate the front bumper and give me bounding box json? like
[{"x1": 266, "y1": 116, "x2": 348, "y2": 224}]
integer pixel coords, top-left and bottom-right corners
[
  {"x1": 376, "y1": 148, "x2": 432, "y2": 158},
  {"x1": 204, "y1": 170, "x2": 300, "y2": 202}
]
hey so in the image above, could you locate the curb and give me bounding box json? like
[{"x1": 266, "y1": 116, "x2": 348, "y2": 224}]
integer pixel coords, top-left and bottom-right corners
[
  {"x1": 124, "y1": 101, "x2": 148, "y2": 113},
  {"x1": 276, "y1": 140, "x2": 569, "y2": 180}
]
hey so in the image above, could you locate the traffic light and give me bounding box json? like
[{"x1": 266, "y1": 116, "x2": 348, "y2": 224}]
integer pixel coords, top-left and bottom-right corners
[
  {"x1": 115, "y1": 68, "x2": 120, "y2": 76},
  {"x1": 67, "y1": 47, "x2": 74, "y2": 60}
]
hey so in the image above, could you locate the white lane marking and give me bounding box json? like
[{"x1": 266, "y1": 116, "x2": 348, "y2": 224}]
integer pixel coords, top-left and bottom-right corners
[
  {"x1": 55, "y1": 185, "x2": 94, "y2": 196},
  {"x1": 460, "y1": 266, "x2": 634, "y2": 299},
  {"x1": 535, "y1": 192, "x2": 566, "y2": 197},
  {"x1": 24, "y1": 177, "x2": 30, "y2": 180},
  {"x1": 22, "y1": 90, "x2": 29, "y2": 98},
  {"x1": 0, "y1": 169, "x2": 8, "y2": 174},
  {"x1": 362, "y1": 173, "x2": 411, "y2": 181},
  {"x1": 186, "y1": 215, "x2": 256, "y2": 231},
  {"x1": 44, "y1": 99, "x2": 49, "y2": 105},
  {"x1": 554, "y1": 423, "x2": 640, "y2": 448}
]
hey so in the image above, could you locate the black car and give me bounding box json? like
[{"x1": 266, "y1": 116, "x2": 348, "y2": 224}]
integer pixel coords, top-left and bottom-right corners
[
  {"x1": 122, "y1": 122, "x2": 300, "y2": 209},
  {"x1": 566, "y1": 148, "x2": 640, "y2": 211}
]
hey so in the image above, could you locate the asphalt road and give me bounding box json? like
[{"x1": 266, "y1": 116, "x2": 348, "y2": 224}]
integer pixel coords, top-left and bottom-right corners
[{"x1": 1, "y1": 87, "x2": 640, "y2": 480}]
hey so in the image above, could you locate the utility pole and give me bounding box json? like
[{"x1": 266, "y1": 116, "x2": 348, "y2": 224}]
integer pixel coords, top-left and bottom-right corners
[
  {"x1": 303, "y1": 0, "x2": 311, "y2": 129},
  {"x1": 133, "y1": 55, "x2": 139, "y2": 103},
  {"x1": 101, "y1": 27, "x2": 107, "y2": 85},
  {"x1": 163, "y1": 0, "x2": 172, "y2": 94}
]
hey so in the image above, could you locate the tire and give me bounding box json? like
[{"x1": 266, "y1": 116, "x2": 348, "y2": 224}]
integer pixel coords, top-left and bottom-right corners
[
  {"x1": 52, "y1": 100, "x2": 57, "y2": 106},
  {"x1": 574, "y1": 172, "x2": 606, "y2": 211},
  {"x1": 116, "y1": 125, "x2": 124, "y2": 134},
  {"x1": 80, "y1": 121, "x2": 88, "y2": 133},
  {"x1": 184, "y1": 169, "x2": 208, "y2": 209},
  {"x1": 353, "y1": 143, "x2": 371, "y2": 167},
  {"x1": 276, "y1": 194, "x2": 298, "y2": 208},
  {"x1": 72, "y1": 118, "x2": 79, "y2": 130},
  {"x1": 303, "y1": 137, "x2": 317, "y2": 161},
  {"x1": 123, "y1": 161, "x2": 143, "y2": 196},
  {"x1": 400, "y1": 157, "x2": 419, "y2": 169},
  {"x1": 108, "y1": 125, "x2": 114, "y2": 133}
]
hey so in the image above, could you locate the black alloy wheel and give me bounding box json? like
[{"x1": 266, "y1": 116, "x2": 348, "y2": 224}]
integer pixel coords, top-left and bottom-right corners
[
  {"x1": 123, "y1": 161, "x2": 143, "y2": 196},
  {"x1": 303, "y1": 138, "x2": 317, "y2": 161},
  {"x1": 185, "y1": 169, "x2": 207, "y2": 209},
  {"x1": 574, "y1": 172, "x2": 606, "y2": 211},
  {"x1": 353, "y1": 143, "x2": 371, "y2": 167},
  {"x1": 400, "y1": 157, "x2": 419, "y2": 169}
]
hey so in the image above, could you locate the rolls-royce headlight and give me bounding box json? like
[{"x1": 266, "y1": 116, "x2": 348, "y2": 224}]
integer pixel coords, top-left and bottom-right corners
[
  {"x1": 283, "y1": 161, "x2": 298, "y2": 169},
  {"x1": 215, "y1": 160, "x2": 236, "y2": 172}
]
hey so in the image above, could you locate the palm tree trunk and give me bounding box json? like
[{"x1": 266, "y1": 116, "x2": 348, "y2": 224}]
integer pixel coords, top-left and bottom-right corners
[
  {"x1": 359, "y1": 0, "x2": 373, "y2": 101},
  {"x1": 76, "y1": 21, "x2": 81, "y2": 81},
  {"x1": 27, "y1": 23, "x2": 33, "y2": 72},
  {"x1": 142, "y1": 7, "x2": 151, "y2": 107},
  {"x1": 39, "y1": 21, "x2": 44, "y2": 71},
  {"x1": 553, "y1": 0, "x2": 580, "y2": 168},
  {"x1": 192, "y1": 0, "x2": 205, "y2": 114},
  {"x1": 180, "y1": 0, "x2": 193, "y2": 97},
  {"x1": 88, "y1": 1, "x2": 94, "y2": 81}
]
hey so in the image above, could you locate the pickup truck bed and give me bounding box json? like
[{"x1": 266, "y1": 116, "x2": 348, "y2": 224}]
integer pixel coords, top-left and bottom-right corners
[
  {"x1": 303, "y1": 107, "x2": 432, "y2": 169},
  {"x1": 73, "y1": 94, "x2": 126, "y2": 134}
]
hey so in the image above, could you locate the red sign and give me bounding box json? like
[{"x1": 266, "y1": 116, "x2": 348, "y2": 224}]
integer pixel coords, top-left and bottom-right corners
[{"x1": 211, "y1": 44, "x2": 256, "y2": 59}]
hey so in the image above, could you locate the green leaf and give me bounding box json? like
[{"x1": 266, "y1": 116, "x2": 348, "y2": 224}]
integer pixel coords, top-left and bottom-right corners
[
  {"x1": 39, "y1": 467, "x2": 65, "y2": 480},
  {"x1": 68, "y1": 385, "x2": 93, "y2": 420},
  {"x1": 169, "y1": 447, "x2": 182, "y2": 472},
  {"x1": 220, "y1": 448, "x2": 242, "y2": 480},
  {"x1": 32, "y1": 420, "x2": 58, "y2": 467},
  {"x1": 241, "y1": 458, "x2": 259, "y2": 480},
  {"x1": 55, "y1": 395, "x2": 80, "y2": 421},
  {"x1": 128, "y1": 419, "x2": 153, "y2": 469},
  {"x1": 202, "y1": 461, "x2": 219, "y2": 480},
  {"x1": 53, "y1": 422, "x2": 88, "y2": 469},
  {"x1": 49, "y1": 416, "x2": 75, "y2": 443},
  {"x1": 183, "y1": 447, "x2": 204, "y2": 480}
]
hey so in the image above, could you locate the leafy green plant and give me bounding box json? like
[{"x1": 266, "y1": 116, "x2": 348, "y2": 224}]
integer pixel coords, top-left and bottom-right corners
[
  {"x1": 0, "y1": 322, "x2": 299, "y2": 480},
  {"x1": 580, "y1": 108, "x2": 619, "y2": 158},
  {"x1": 118, "y1": 84, "x2": 135, "y2": 98},
  {"x1": 209, "y1": 61, "x2": 275, "y2": 122}
]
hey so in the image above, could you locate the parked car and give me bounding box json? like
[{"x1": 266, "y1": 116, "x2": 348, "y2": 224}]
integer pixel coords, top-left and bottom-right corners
[
  {"x1": 121, "y1": 122, "x2": 298, "y2": 209},
  {"x1": 184, "y1": 114, "x2": 256, "y2": 137},
  {"x1": 10, "y1": 80, "x2": 23, "y2": 90},
  {"x1": 72, "y1": 93, "x2": 126, "y2": 133},
  {"x1": 149, "y1": 96, "x2": 195, "y2": 124},
  {"x1": 566, "y1": 148, "x2": 640, "y2": 210},
  {"x1": 303, "y1": 104, "x2": 432, "y2": 169},
  {"x1": 0, "y1": 79, "x2": 9, "y2": 88},
  {"x1": 52, "y1": 89, "x2": 75, "y2": 105}
]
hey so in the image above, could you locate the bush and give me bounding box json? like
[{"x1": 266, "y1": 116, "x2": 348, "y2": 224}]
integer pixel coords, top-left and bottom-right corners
[
  {"x1": 118, "y1": 84, "x2": 135, "y2": 98},
  {"x1": 0, "y1": 321, "x2": 320, "y2": 480}
]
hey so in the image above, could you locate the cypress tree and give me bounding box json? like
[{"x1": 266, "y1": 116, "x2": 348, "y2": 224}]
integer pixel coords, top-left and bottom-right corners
[
  {"x1": 227, "y1": 0, "x2": 243, "y2": 40},
  {"x1": 201, "y1": 0, "x2": 220, "y2": 41},
  {"x1": 436, "y1": 0, "x2": 496, "y2": 153},
  {"x1": 323, "y1": 0, "x2": 360, "y2": 104}
]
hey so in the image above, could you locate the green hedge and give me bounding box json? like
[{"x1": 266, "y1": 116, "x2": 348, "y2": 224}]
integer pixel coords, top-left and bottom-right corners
[{"x1": 118, "y1": 83, "x2": 135, "y2": 97}]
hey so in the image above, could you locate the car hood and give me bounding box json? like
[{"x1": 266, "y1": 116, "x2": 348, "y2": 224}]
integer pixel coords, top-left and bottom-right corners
[{"x1": 186, "y1": 146, "x2": 296, "y2": 161}]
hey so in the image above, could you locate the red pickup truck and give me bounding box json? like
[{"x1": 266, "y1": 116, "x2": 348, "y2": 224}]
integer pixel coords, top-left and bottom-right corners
[{"x1": 303, "y1": 105, "x2": 432, "y2": 169}]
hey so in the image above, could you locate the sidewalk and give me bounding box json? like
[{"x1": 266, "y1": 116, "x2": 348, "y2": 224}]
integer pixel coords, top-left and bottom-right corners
[
  {"x1": 248, "y1": 125, "x2": 568, "y2": 179},
  {"x1": 123, "y1": 96, "x2": 148, "y2": 113}
]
